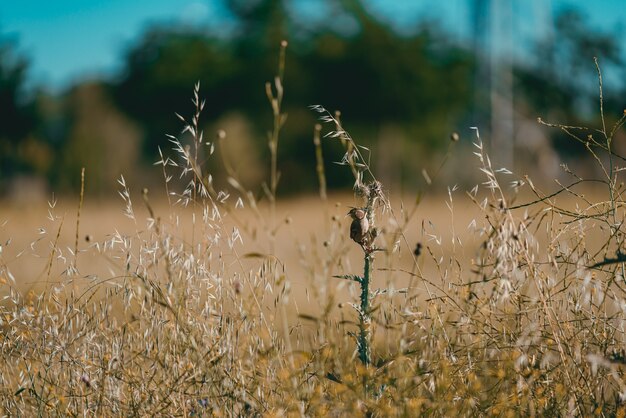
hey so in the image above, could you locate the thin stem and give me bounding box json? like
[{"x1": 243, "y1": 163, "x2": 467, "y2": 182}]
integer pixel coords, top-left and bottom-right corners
[
  {"x1": 594, "y1": 57, "x2": 607, "y2": 137},
  {"x1": 358, "y1": 253, "x2": 372, "y2": 366},
  {"x1": 596, "y1": 57, "x2": 626, "y2": 280},
  {"x1": 313, "y1": 123, "x2": 327, "y2": 201},
  {"x1": 73, "y1": 167, "x2": 85, "y2": 271},
  {"x1": 266, "y1": 40, "x2": 288, "y2": 254},
  {"x1": 269, "y1": 40, "x2": 288, "y2": 199},
  {"x1": 595, "y1": 59, "x2": 615, "y2": 204}
]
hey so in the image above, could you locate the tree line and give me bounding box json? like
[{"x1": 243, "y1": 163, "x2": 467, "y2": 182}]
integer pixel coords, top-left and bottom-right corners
[{"x1": 1, "y1": 1, "x2": 622, "y2": 196}]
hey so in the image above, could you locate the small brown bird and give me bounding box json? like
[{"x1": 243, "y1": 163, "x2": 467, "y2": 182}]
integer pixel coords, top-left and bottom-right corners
[{"x1": 348, "y1": 208, "x2": 369, "y2": 247}]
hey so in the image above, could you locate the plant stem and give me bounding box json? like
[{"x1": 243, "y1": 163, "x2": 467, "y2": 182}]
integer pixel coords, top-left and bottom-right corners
[
  {"x1": 358, "y1": 252, "x2": 372, "y2": 366},
  {"x1": 266, "y1": 40, "x2": 287, "y2": 254},
  {"x1": 313, "y1": 123, "x2": 327, "y2": 201}
]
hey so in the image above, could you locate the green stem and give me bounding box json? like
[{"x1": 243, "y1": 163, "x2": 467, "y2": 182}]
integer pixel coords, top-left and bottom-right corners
[{"x1": 358, "y1": 253, "x2": 372, "y2": 366}]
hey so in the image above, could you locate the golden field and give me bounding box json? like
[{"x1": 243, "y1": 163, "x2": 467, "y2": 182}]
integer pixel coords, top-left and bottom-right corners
[
  {"x1": 2, "y1": 174, "x2": 625, "y2": 415},
  {"x1": 1, "y1": 190, "x2": 482, "y2": 317},
  {"x1": 2, "y1": 74, "x2": 626, "y2": 415}
]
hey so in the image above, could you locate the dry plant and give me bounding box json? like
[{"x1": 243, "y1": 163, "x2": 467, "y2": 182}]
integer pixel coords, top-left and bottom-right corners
[{"x1": 3, "y1": 45, "x2": 626, "y2": 417}]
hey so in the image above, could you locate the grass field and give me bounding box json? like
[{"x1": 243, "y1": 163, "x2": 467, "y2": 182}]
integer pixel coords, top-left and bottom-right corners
[
  {"x1": 0, "y1": 190, "x2": 478, "y2": 299},
  {"x1": 3, "y1": 172, "x2": 626, "y2": 416},
  {"x1": 3, "y1": 54, "x2": 626, "y2": 416}
]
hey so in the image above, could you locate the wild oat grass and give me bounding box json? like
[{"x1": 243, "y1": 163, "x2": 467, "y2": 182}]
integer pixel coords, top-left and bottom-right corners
[{"x1": 2, "y1": 49, "x2": 626, "y2": 416}]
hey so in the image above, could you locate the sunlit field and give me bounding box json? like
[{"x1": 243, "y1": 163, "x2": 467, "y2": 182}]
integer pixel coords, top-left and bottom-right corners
[
  {"x1": 3, "y1": 49, "x2": 626, "y2": 416},
  {"x1": 0, "y1": 191, "x2": 480, "y2": 316},
  {"x1": 3, "y1": 150, "x2": 626, "y2": 415}
]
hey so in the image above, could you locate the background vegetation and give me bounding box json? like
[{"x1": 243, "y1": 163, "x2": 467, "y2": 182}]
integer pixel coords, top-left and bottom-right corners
[{"x1": 1, "y1": 0, "x2": 624, "y2": 198}]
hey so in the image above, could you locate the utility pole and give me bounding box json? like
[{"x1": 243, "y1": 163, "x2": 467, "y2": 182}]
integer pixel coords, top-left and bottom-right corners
[
  {"x1": 471, "y1": 0, "x2": 489, "y2": 126},
  {"x1": 490, "y1": 0, "x2": 514, "y2": 169}
]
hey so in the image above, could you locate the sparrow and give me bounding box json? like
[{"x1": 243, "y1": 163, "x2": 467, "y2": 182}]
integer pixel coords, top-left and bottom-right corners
[{"x1": 348, "y1": 208, "x2": 369, "y2": 247}]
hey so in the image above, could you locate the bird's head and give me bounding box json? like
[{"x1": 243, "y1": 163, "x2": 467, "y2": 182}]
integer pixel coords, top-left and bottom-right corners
[{"x1": 347, "y1": 208, "x2": 366, "y2": 220}]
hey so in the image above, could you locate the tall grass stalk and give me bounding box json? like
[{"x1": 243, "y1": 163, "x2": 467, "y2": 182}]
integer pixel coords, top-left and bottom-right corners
[
  {"x1": 265, "y1": 40, "x2": 288, "y2": 254},
  {"x1": 313, "y1": 123, "x2": 327, "y2": 202}
]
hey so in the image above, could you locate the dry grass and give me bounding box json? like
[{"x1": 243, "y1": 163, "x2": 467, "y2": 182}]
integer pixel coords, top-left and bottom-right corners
[
  {"x1": 3, "y1": 52, "x2": 626, "y2": 416},
  {"x1": 1, "y1": 163, "x2": 626, "y2": 416}
]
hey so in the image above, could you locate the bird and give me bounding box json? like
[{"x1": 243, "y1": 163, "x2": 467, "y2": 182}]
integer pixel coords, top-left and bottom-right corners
[{"x1": 347, "y1": 208, "x2": 370, "y2": 248}]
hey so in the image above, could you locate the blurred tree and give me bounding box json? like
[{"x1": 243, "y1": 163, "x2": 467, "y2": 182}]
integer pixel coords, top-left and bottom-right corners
[
  {"x1": 3, "y1": 2, "x2": 625, "y2": 195},
  {"x1": 111, "y1": 0, "x2": 293, "y2": 163},
  {"x1": 554, "y1": 9, "x2": 621, "y2": 88},
  {"x1": 0, "y1": 37, "x2": 38, "y2": 182},
  {"x1": 226, "y1": 0, "x2": 288, "y2": 56},
  {"x1": 516, "y1": 8, "x2": 622, "y2": 115},
  {"x1": 515, "y1": 8, "x2": 623, "y2": 158},
  {"x1": 111, "y1": 27, "x2": 240, "y2": 159},
  {"x1": 110, "y1": 0, "x2": 475, "y2": 192},
  {"x1": 301, "y1": 1, "x2": 473, "y2": 138},
  {"x1": 53, "y1": 83, "x2": 142, "y2": 193},
  {"x1": 287, "y1": 0, "x2": 475, "y2": 189}
]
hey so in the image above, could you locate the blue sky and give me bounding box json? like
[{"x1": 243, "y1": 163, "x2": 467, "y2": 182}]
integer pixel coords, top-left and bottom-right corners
[{"x1": 1, "y1": 1, "x2": 625, "y2": 91}]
